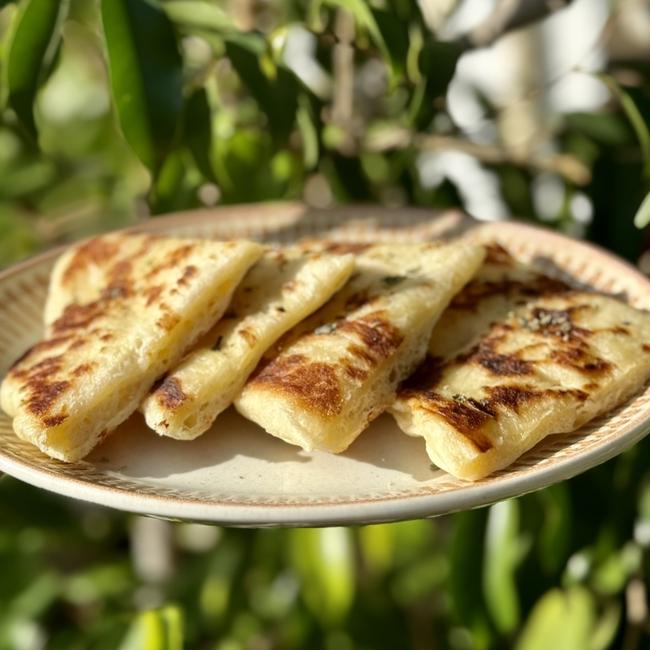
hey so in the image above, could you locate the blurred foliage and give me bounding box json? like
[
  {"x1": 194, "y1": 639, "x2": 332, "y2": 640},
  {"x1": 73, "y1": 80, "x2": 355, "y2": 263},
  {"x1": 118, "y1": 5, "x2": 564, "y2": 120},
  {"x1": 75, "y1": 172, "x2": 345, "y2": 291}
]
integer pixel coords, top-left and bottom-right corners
[{"x1": 1, "y1": 0, "x2": 650, "y2": 648}]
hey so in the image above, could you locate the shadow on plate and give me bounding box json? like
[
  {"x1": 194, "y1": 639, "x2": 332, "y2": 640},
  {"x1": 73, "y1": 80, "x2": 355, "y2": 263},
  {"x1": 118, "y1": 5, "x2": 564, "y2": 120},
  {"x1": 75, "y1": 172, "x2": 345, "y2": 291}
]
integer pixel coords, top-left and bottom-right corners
[{"x1": 89, "y1": 410, "x2": 439, "y2": 483}]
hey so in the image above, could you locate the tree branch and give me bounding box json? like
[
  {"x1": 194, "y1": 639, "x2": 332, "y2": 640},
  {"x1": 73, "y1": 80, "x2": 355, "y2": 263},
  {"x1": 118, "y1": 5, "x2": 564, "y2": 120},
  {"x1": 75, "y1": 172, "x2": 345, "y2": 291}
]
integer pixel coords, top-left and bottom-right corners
[
  {"x1": 366, "y1": 127, "x2": 590, "y2": 185},
  {"x1": 458, "y1": 0, "x2": 575, "y2": 50}
]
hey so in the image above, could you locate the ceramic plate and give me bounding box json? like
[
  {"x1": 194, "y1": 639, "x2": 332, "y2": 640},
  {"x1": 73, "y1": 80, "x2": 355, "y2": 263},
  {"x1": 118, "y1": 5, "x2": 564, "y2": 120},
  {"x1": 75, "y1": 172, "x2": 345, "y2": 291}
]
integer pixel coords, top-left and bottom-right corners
[{"x1": 1, "y1": 203, "x2": 650, "y2": 527}]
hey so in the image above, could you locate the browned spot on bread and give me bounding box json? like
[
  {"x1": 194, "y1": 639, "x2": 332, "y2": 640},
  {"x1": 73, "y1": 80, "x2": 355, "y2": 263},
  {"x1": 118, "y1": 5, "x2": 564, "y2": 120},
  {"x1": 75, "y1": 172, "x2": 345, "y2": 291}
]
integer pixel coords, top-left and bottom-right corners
[
  {"x1": 156, "y1": 307, "x2": 180, "y2": 331},
  {"x1": 415, "y1": 393, "x2": 494, "y2": 452},
  {"x1": 485, "y1": 385, "x2": 537, "y2": 411},
  {"x1": 12, "y1": 356, "x2": 67, "y2": 420},
  {"x1": 478, "y1": 353, "x2": 533, "y2": 376},
  {"x1": 52, "y1": 301, "x2": 105, "y2": 333},
  {"x1": 239, "y1": 327, "x2": 258, "y2": 346},
  {"x1": 484, "y1": 243, "x2": 514, "y2": 266},
  {"x1": 146, "y1": 244, "x2": 196, "y2": 279},
  {"x1": 550, "y1": 345, "x2": 612, "y2": 375},
  {"x1": 144, "y1": 285, "x2": 164, "y2": 306},
  {"x1": 610, "y1": 326, "x2": 630, "y2": 335},
  {"x1": 643, "y1": 344, "x2": 650, "y2": 353},
  {"x1": 72, "y1": 363, "x2": 94, "y2": 376},
  {"x1": 343, "y1": 363, "x2": 368, "y2": 381},
  {"x1": 42, "y1": 413, "x2": 67, "y2": 427},
  {"x1": 62, "y1": 238, "x2": 120, "y2": 286},
  {"x1": 12, "y1": 354, "x2": 64, "y2": 380},
  {"x1": 451, "y1": 276, "x2": 569, "y2": 311},
  {"x1": 156, "y1": 377, "x2": 187, "y2": 410},
  {"x1": 459, "y1": 340, "x2": 533, "y2": 376},
  {"x1": 250, "y1": 354, "x2": 342, "y2": 416},
  {"x1": 27, "y1": 379, "x2": 70, "y2": 418},
  {"x1": 338, "y1": 311, "x2": 403, "y2": 365},
  {"x1": 321, "y1": 242, "x2": 372, "y2": 254},
  {"x1": 179, "y1": 265, "x2": 198, "y2": 286}
]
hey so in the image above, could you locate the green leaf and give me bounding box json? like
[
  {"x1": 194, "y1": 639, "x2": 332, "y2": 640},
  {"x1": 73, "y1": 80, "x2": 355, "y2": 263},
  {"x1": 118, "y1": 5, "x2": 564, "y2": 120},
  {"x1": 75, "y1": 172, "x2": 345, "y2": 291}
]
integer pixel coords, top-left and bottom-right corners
[
  {"x1": 225, "y1": 38, "x2": 299, "y2": 143},
  {"x1": 536, "y1": 484, "x2": 571, "y2": 574},
  {"x1": 448, "y1": 509, "x2": 491, "y2": 644},
  {"x1": 149, "y1": 149, "x2": 186, "y2": 214},
  {"x1": 119, "y1": 606, "x2": 184, "y2": 650},
  {"x1": 184, "y1": 87, "x2": 215, "y2": 181},
  {"x1": 357, "y1": 524, "x2": 395, "y2": 578},
  {"x1": 633, "y1": 190, "x2": 650, "y2": 228},
  {"x1": 515, "y1": 587, "x2": 597, "y2": 650},
  {"x1": 101, "y1": 0, "x2": 184, "y2": 173},
  {"x1": 159, "y1": 606, "x2": 184, "y2": 650},
  {"x1": 119, "y1": 610, "x2": 166, "y2": 650},
  {"x1": 163, "y1": 0, "x2": 234, "y2": 32},
  {"x1": 483, "y1": 499, "x2": 529, "y2": 635},
  {"x1": 290, "y1": 527, "x2": 355, "y2": 626},
  {"x1": 296, "y1": 93, "x2": 319, "y2": 170},
  {"x1": 4, "y1": 0, "x2": 69, "y2": 138},
  {"x1": 600, "y1": 73, "x2": 650, "y2": 178}
]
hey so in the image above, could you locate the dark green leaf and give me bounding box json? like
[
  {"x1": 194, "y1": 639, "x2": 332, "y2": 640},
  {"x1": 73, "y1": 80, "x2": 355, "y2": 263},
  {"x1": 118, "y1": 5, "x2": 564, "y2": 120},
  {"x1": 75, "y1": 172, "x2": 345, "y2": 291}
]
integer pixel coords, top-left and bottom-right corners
[
  {"x1": 536, "y1": 484, "x2": 572, "y2": 574},
  {"x1": 101, "y1": 0, "x2": 183, "y2": 173},
  {"x1": 411, "y1": 39, "x2": 464, "y2": 129},
  {"x1": 184, "y1": 87, "x2": 214, "y2": 181},
  {"x1": 225, "y1": 39, "x2": 299, "y2": 143},
  {"x1": 448, "y1": 509, "x2": 491, "y2": 642},
  {"x1": 600, "y1": 73, "x2": 650, "y2": 179},
  {"x1": 4, "y1": 0, "x2": 69, "y2": 138}
]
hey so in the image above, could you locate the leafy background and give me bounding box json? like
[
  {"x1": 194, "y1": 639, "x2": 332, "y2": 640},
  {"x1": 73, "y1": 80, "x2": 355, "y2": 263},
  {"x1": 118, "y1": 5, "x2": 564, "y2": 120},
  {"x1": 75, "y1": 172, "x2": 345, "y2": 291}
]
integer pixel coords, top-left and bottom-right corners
[{"x1": 1, "y1": 0, "x2": 650, "y2": 648}]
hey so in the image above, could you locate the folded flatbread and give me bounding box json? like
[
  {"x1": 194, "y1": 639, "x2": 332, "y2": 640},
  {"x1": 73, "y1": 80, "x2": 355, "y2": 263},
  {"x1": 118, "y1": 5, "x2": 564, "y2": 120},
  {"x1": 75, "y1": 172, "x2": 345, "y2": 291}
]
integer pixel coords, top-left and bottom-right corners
[
  {"x1": 0, "y1": 233, "x2": 263, "y2": 461},
  {"x1": 141, "y1": 247, "x2": 355, "y2": 439},
  {"x1": 428, "y1": 243, "x2": 570, "y2": 358},
  {"x1": 235, "y1": 241, "x2": 485, "y2": 453},
  {"x1": 391, "y1": 289, "x2": 650, "y2": 480}
]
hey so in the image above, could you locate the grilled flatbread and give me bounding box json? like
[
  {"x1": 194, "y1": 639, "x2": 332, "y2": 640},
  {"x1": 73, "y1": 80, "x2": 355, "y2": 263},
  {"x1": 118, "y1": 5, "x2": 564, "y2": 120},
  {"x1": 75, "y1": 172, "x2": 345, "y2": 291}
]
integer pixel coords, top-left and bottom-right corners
[
  {"x1": 235, "y1": 242, "x2": 485, "y2": 453},
  {"x1": 428, "y1": 243, "x2": 569, "y2": 358},
  {"x1": 0, "y1": 234, "x2": 263, "y2": 461},
  {"x1": 391, "y1": 291, "x2": 650, "y2": 480},
  {"x1": 141, "y1": 247, "x2": 355, "y2": 439}
]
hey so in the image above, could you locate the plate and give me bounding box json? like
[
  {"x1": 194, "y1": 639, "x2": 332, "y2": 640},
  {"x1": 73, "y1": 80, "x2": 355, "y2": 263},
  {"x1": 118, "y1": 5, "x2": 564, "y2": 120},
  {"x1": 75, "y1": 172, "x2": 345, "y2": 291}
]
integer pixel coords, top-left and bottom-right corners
[{"x1": 1, "y1": 203, "x2": 650, "y2": 527}]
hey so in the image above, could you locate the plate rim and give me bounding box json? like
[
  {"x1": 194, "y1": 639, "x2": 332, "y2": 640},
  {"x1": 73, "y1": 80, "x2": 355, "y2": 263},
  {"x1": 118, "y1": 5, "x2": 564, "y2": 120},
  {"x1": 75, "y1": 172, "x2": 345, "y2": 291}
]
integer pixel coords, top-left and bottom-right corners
[{"x1": 1, "y1": 202, "x2": 650, "y2": 526}]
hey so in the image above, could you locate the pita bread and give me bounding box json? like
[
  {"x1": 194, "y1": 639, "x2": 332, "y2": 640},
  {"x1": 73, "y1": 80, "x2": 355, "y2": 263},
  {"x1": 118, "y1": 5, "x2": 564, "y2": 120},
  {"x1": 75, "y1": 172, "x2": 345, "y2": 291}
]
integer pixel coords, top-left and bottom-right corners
[
  {"x1": 141, "y1": 247, "x2": 355, "y2": 439},
  {"x1": 0, "y1": 233, "x2": 263, "y2": 461},
  {"x1": 391, "y1": 290, "x2": 650, "y2": 480},
  {"x1": 235, "y1": 241, "x2": 485, "y2": 453}
]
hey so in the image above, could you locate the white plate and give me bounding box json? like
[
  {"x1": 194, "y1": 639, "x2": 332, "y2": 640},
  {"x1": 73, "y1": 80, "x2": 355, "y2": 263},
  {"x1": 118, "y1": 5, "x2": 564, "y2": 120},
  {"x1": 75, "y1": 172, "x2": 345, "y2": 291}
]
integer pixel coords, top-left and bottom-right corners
[{"x1": 1, "y1": 203, "x2": 650, "y2": 526}]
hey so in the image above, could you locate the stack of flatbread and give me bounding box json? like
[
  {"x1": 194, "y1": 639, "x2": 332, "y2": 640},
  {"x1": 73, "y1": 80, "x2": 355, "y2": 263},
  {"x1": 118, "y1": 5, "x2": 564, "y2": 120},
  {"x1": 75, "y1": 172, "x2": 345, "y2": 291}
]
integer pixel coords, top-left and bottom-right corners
[{"x1": 2, "y1": 232, "x2": 650, "y2": 481}]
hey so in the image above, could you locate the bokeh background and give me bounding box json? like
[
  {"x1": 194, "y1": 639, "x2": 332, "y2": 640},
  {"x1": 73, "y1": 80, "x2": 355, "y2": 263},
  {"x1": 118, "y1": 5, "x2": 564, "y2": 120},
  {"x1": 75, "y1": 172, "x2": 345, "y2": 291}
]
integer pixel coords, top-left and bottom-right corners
[{"x1": 1, "y1": 0, "x2": 650, "y2": 648}]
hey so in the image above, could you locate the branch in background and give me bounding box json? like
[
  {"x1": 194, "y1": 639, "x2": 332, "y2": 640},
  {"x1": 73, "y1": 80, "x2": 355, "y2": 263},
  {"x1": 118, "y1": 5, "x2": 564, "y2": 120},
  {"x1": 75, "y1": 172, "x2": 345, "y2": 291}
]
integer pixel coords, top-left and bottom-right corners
[
  {"x1": 331, "y1": 8, "x2": 356, "y2": 155},
  {"x1": 459, "y1": 0, "x2": 575, "y2": 49},
  {"x1": 366, "y1": 127, "x2": 591, "y2": 185}
]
